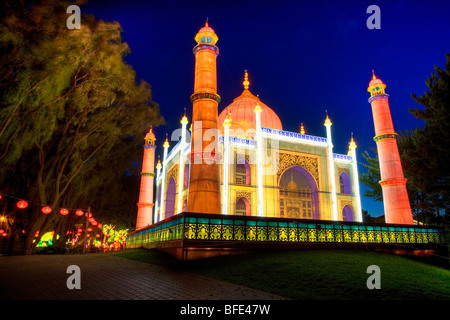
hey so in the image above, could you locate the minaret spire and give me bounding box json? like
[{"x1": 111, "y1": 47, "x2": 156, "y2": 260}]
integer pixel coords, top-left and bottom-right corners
[
  {"x1": 368, "y1": 73, "x2": 413, "y2": 224},
  {"x1": 188, "y1": 20, "x2": 221, "y2": 214},
  {"x1": 136, "y1": 127, "x2": 157, "y2": 230}
]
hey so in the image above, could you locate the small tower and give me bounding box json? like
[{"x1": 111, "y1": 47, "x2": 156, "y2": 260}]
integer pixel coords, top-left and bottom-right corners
[
  {"x1": 368, "y1": 71, "x2": 413, "y2": 224},
  {"x1": 300, "y1": 123, "x2": 305, "y2": 135},
  {"x1": 136, "y1": 128, "x2": 156, "y2": 230},
  {"x1": 324, "y1": 113, "x2": 338, "y2": 221},
  {"x1": 254, "y1": 100, "x2": 264, "y2": 217},
  {"x1": 160, "y1": 134, "x2": 170, "y2": 220},
  {"x1": 188, "y1": 20, "x2": 222, "y2": 214},
  {"x1": 348, "y1": 134, "x2": 363, "y2": 222}
]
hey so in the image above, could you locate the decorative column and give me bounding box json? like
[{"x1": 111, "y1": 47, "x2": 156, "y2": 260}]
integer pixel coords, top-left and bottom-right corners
[
  {"x1": 222, "y1": 112, "x2": 232, "y2": 215},
  {"x1": 368, "y1": 71, "x2": 413, "y2": 224},
  {"x1": 177, "y1": 113, "x2": 188, "y2": 213},
  {"x1": 136, "y1": 128, "x2": 156, "y2": 230},
  {"x1": 254, "y1": 101, "x2": 264, "y2": 217},
  {"x1": 324, "y1": 114, "x2": 338, "y2": 221},
  {"x1": 154, "y1": 157, "x2": 162, "y2": 223},
  {"x1": 188, "y1": 20, "x2": 222, "y2": 214},
  {"x1": 160, "y1": 135, "x2": 170, "y2": 220},
  {"x1": 349, "y1": 134, "x2": 363, "y2": 222}
]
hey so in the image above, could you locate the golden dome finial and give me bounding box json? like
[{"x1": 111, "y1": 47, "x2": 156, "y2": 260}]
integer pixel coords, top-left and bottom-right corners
[
  {"x1": 324, "y1": 110, "x2": 332, "y2": 126},
  {"x1": 243, "y1": 70, "x2": 250, "y2": 90},
  {"x1": 181, "y1": 108, "x2": 188, "y2": 125},
  {"x1": 349, "y1": 132, "x2": 357, "y2": 150},
  {"x1": 205, "y1": 17, "x2": 209, "y2": 27},
  {"x1": 372, "y1": 69, "x2": 376, "y2": 80},
  {"x1": 163, "y1": 133, "x2": 170, "y2": 148},
  {"x1": 300, "y1": 123, "x2": 305, "y2": 135}
]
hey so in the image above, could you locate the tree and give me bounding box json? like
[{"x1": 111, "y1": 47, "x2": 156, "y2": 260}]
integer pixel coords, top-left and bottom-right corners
[
  {"x1": 0, "y1": 0, "x2": 164, "y2": 254},
  {"x1": 359, "y1": 149, "x2": 383, "y2": 202},
  {"x1": 408, "y1": 53, "x2": 450, "y2": 218}
]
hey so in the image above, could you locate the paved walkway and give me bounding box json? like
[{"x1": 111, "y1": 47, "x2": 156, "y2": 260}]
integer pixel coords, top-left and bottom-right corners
[{"x1": 0, "y1": 253, "x2": 288, "y2": 300}]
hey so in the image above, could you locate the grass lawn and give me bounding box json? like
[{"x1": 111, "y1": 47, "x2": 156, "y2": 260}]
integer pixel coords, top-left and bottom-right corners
[{"x1": 113, "y1": 248, "x2": 450, "y2": 300}]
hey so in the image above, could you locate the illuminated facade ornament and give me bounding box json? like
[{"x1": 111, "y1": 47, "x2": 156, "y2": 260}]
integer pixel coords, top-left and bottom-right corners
[{"x1": 300, "y1": 123, "x2": 305, "y2": 135}]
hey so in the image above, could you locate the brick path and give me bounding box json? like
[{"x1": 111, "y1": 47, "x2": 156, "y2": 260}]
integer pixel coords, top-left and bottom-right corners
[{"x1": 0, "y1": 253, "x2": 288, "y2": 300}]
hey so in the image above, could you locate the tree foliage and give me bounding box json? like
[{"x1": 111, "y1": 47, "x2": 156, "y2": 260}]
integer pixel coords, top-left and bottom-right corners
[{"x1": 0, "y1": 0, "x2": 164, "y2": 253}]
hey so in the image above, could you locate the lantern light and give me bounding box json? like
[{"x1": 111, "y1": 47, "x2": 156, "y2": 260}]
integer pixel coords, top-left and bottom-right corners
[
  {"x1": 96, "y1": 234, "x2": 100, "y2": 238},
  {"x1": 88, "y1": 217, "x2": 95, "y2": 223},
  {"x1": 60, "y1": 208, "x2": 69, "y2": 215},
  {"x1": 86, "y1": 212, "x2": 92, "y2": 218},
  {"x1": 1, "y1": 233, "x2": 6, "y2": 237},
  {"x1": 75, "y1": 210, "x2": 84, "y2": 217},
  {"x1": 17, "y1": 200, "x2": 28, "y2": 209},
  {"x1": 92, "y1": 221, "x2": 98, "y2": 226},
  {"x1": 87, "y1": 227, "x2": 92, "y2": 232},
  {"x1": 42, "y1": 206, "x2": 52, "y2": 214},
  {"x1": 0, "y1": 229, "x2": 4, "y2": 233},
  {"x1": 98, "y1": 224, "x2": 102, "y2": 228}
]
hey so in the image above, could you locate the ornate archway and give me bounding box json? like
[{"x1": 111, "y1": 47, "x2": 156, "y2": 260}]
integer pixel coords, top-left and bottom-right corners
[
  {"x1": 165, "y1": 178, "x2": 176, "y2": 218},
  {"x1": 278, "y1": 165, "x2": 319, "y2": 219},
  {"x1": 236, "y1": 197, "x2": 251, "y2": 216}
]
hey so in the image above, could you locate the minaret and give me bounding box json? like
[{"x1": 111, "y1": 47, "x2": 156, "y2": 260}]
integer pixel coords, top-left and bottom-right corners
[
  {"x1": 154, "y1": 157, "x2": 162, "y2": 223},
  {"x1": 348, "y1": 134, "x2": 363, "y2": 222},
  {"x1": 177, "y1": 112, "x2": 188, "y2": 213},
  {"x1": 188, "y1": 20, "x2": 222, "y2": 214},
  {"x1": 136, "y1": 128, "x2": 156, "y2": 230},
  {"x1": 324, "y1": 113, "x2": 338, "y2": 221},
  {"x1": 368, "y1": 71, "x2": 413, "y2": 224},
  {"x1": 254, "y1": 100, "x2": 264, "y2": 217},
  {"x1": 160, "y1": 135, "x2": 170, "y2": 220},
  {"x1": 222, "y1": 112, "x2": 232, "y2": 215}
]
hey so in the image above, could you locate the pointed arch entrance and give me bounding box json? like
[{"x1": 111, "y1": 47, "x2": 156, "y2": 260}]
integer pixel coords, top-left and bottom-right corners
[
  {"x1": 279, "y1": 166, "x2": 319, "y2": 219},
  {"x1": 165, "y1": 178, "x2": 176, "y2": 218},
  {"x1": 236, "y1": 197, "x2": 251, "y2": 216},
  {"x1": 342, "y1": 205, "x2": 354, "y2": 222}
]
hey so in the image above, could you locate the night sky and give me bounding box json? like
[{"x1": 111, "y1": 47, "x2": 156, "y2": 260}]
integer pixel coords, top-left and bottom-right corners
[{"x1": 82, "y1": 0, "x2": 450, "y2": 217}]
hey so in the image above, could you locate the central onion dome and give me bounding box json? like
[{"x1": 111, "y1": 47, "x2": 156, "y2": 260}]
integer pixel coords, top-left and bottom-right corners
[{"x1": 218, "y1": 71, "x2": 283, "y2": 137}]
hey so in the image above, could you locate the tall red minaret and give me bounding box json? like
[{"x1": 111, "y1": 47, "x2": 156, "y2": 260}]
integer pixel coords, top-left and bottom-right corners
[
  {"x1": 368, "y1": 71, "x2": 414, "y2": 225},
  {"x1": 187, "y1": 20, "x2": 222, "y2": 214},
  {"x1": 136, "y1": 128, "x2": 156, "y2": 230}
]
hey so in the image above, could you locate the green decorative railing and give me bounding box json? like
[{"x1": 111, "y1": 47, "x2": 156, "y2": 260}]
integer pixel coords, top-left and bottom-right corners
[{"x1": 126, "y1": 212, "x2": 446, "y2": 249}]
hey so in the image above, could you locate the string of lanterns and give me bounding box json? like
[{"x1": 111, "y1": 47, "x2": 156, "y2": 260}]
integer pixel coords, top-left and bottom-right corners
[{"x1": 0, "y1": 192, "x2": 102, "y2": 228}]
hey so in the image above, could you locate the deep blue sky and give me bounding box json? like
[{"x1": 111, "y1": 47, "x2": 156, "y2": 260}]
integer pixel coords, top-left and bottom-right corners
[{"x1": 83, "y1": 0, "x2": 449, "y2": 217}]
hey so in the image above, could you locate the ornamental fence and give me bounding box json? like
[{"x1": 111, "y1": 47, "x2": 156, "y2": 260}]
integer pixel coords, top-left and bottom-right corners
[{"x1": 127, "y1": 212, "x2": 446, "y2": 249}]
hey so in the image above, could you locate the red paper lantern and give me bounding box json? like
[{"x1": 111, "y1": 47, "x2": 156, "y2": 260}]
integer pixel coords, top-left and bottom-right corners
[
  {"x1": 75, "y1": 209, "x2": 84, "y2": 216},
  {"x1": 0, "y1": 229, "x2": 4, "y2": 233},
  {"x1": 42, "y1": 206, "x2": 52, "y2": 214},
  {"x1": 86, "y1": 212, "x2": 92, "y2": 218},
  {"x1": 96, "y1": 234, "x2": 100, "y2": 238},
  {"x1": 88, "y1": 217, "x2": 95, "y2": 223},
  {"x1": 98, "y1": 224, "x2": 102, "y2": 228},
  {"x1": 91, "y1": 221, "x2": 98, "y2": 226},
  {"x1": 17, "y1": 200, "x2": 28, "y2": 209},
  {"x1": 87, "y1": 234, "x2": 90, "y2": 237},
  {"x1": 1, "y1": 233, "x2": 6, "y2": 237},
  {"x1": 87, "y1": 227, "x2": 92, "y2": 232},
  {"x1": 60, "y1": 208, "x2": 69, "y2": 215}
]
